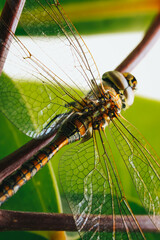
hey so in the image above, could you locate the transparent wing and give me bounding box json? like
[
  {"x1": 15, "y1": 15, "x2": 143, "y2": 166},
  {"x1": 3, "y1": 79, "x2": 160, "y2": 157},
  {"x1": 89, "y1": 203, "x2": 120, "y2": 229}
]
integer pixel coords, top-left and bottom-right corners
[
  {"x1": 59, "y1": 130, "x2": 146, "y2": 239},
  {"x1": 0, "y1": 0, "x2": 101, "y2": 137},
  {"x1": 0, "y1": 71, "x2": 72, "y2": 138},
  {"x1": 109, "y1": 115, "x2": 160, "y2": 230},
  {"x1": 20, "y1": 0, "x2": 101, "y2": 89}
]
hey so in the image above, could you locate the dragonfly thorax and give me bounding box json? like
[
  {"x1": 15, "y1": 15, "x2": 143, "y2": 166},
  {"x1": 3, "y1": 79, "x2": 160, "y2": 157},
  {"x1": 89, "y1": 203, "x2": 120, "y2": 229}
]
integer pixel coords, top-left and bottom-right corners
[
  {"x1": 89, "y1": 91, "x2": 122, "y2": 130},
  {"x1": 72, "y1": 89, "x2": 122, "y2": 132},
  {"x1": 75, "y1": 71, "x2": 137, "y2": 131},
  {"x1": 64, "y1": 71, "x2": 137, "y2": 137}
]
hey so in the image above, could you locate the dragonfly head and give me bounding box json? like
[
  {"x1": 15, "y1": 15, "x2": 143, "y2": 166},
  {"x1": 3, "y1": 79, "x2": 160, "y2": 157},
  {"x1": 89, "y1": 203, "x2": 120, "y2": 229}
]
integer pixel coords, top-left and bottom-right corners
[{"x1": 102, "y1": 71, "x2": 137, "y2": 110}]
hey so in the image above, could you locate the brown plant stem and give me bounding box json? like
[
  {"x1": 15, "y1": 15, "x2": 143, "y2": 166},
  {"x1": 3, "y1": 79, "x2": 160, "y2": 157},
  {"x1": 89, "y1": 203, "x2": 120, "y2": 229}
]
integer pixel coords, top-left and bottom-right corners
[
  {"x1": 0, "y1": 130, "x2": 57, "y2": 182},
  {"x1": 115, "y1": 12, "x2": 160, "y2": 72},
  {"x1": 0, "y1": 0, "x2": 26, "y2": 75},
  {"x1": 0, "y1": 210, "x2": 159, "y2": 232}
]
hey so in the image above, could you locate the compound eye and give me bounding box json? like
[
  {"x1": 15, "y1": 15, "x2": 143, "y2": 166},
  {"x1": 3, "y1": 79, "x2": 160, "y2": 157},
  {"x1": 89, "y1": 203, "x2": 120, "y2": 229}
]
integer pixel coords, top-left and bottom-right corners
[
  {"x1": 102, "y1": 71, "x2": 128, "y2": 90},
  {"x1": 122, "y1": 72, "x2": 137, "y2": 90},
  {"x1": 130, "y1": 78, "x2": 137, "y2": 90}
]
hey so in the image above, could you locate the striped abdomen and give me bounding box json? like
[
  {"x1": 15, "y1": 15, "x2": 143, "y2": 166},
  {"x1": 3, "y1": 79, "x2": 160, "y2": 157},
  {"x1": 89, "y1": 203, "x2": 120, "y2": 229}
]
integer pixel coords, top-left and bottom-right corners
[{"x1": 0, "y1": 117, "x2": 87, "y2": 206}]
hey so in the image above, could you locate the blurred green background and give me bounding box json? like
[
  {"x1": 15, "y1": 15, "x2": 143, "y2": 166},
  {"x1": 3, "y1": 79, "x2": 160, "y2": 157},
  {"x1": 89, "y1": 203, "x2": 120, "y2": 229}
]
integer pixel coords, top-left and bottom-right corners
[
  {"x1": 0, "y1": 0, "x2": 159, "y2": 35},
  {"x1": 0, "y1": 0, "x2": 160, "y2": 239}
]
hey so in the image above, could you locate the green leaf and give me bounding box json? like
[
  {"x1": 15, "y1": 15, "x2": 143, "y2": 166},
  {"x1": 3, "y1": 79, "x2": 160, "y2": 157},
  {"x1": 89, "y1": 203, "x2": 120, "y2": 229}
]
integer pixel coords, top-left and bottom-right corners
[{"x1": 0, "y1": 231, "x2": 47, "y2": 240}]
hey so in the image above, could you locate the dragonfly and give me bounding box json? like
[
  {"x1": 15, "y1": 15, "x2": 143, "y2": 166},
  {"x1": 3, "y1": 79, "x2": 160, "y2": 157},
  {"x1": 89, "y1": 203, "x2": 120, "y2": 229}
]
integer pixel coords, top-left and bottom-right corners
[{"x1": 0, "y1": 0, "x2": 160, "y2": 239}]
